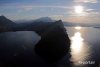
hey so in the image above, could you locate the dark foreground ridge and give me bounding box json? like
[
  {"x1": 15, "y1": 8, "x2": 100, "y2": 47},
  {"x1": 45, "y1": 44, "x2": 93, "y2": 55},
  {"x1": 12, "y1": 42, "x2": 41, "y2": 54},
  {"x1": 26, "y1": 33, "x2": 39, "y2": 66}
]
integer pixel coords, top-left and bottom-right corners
[
  {"x1": 35, "y1": 20, "x2": 71, "y2": 63},
  {"x1": 0, "y1": 16, "x2": 71, "y2": 67}
]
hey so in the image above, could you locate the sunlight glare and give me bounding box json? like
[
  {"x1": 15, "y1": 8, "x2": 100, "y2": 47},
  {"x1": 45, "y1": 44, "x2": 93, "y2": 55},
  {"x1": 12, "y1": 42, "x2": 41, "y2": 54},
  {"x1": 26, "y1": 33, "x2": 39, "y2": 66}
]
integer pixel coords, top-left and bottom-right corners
[
  {"x1": 71, "y1": 32, "x2": 84, "y2": 52},
  {"x1": 74, "y1": 6, "x2": 84, "y2": 14},
  {"x1": 75, "y1": 26, "x2": 82, "y2": 30}
]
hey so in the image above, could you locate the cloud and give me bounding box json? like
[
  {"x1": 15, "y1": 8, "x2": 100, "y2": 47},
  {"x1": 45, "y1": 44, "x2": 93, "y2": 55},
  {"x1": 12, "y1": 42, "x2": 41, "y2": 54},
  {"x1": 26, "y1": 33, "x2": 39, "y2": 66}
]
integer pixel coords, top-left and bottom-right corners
[
  {"x1": 85, "y1": 9, "x2": 94, "y2": 12},
  {"x1": 86, "y1": 11, "x2": 100, "y2": 17},
  {"x1": 65, "y1": 14, "x2": 100, "y2": 23},
  {"x1": 65, "y1": 7, "x2": 99, "y2": 17},
  {"x1": 74, "y1": 0, "x2": 98, "y2": 3},
  {"x1": 65, "y1": 8, "x2": 100, "y2": 23},
  {"x1": 17, "y1": 5, "x2": 71, "y2": 12},
  {"x1": 21, "y1": 5, "x2": 33, "y2": 11},
  {"x1": 0, "y1": 3, "x2": 71, "y2": 11},
  {"x1": 64, "y1": 6, "x2": 100, "y2": 23},
  {"x1": 84, "y1": 8, "x2": 100, "y2": 17},
  {"x1": 21, "y1": 5, "x2": 70, "y2": 9},
  {"x1": 50, "y1": 15, "x2": 64, "y2": 20}
]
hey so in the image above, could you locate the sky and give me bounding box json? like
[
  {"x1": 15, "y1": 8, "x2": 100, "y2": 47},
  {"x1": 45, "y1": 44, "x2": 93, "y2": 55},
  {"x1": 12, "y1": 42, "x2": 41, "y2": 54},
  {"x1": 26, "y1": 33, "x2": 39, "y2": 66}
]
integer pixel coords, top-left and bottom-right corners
[{"x1": 0, "y1": 0, "x2": 100, "y2": 23}]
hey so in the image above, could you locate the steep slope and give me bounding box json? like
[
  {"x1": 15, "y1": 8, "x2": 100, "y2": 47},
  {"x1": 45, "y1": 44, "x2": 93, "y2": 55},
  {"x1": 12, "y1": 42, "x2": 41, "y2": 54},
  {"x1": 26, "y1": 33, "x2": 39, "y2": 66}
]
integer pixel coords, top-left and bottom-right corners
[
  {"x1": 0, "y1": 16, "x2": 16, "y2": 32},
  {"x1": 35, "y1": 20, "x2": 70, "y2": 62},
  {"x1": 0, "y1": 16, "x2": 15, "y2": 26}
]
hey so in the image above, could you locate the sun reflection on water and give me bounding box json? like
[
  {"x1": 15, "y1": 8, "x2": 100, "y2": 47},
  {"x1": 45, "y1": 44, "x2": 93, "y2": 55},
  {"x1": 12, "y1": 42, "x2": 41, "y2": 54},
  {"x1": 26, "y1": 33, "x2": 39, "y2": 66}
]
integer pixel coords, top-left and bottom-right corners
[
  {"x1": 75, "y1": 26, "x2": 82, "y2": 30},
  {"x1": 70, "y1": 27, "x2": 91, "y2": 66},
  {"x1": 71, "y1": 32, "x2": 84, "y2": 52}
]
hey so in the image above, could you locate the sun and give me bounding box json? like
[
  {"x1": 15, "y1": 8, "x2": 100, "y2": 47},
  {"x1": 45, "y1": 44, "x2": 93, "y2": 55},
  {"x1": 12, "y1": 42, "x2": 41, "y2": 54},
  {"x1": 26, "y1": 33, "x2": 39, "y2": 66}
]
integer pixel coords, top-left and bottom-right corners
[{"x1": 74, "y1": 5, "x2": 84, "y2": 14}]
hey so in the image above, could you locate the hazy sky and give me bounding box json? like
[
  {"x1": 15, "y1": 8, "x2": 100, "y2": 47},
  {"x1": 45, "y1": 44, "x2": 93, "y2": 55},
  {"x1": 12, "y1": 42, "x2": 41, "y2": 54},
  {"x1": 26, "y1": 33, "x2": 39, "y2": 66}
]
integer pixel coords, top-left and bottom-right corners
[{"x1": 0, "y1": 0, "x2": 100, "y2": 23}]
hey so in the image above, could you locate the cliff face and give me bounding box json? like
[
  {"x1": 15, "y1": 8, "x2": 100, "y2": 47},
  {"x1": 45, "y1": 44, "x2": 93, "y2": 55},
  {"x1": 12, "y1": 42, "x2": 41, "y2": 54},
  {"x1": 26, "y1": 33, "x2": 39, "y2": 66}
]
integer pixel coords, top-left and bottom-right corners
[{"x1": 35, "y1": 20, "x2": 70, "y2": 63}]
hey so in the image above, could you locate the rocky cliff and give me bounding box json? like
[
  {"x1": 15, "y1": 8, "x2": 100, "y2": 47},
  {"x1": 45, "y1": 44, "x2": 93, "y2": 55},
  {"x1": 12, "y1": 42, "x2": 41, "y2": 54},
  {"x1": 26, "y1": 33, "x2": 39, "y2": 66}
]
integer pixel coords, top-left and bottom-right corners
[{"x1": 35, "y1": 20, "x2": 70, "y2": 63}]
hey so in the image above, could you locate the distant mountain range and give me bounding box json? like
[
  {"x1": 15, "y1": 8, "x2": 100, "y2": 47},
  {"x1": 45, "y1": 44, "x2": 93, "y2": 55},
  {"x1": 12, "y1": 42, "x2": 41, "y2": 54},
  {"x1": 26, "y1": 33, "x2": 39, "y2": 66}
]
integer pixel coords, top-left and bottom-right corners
[
  {"x1": 15, "y1": 17, "x2": 55, "y2": 23},
  {"x1": 0, "y1": 16, "x2": 61, "y2": 35},
  {"x1": 34, "y1": 17, "x2": 54, "y2": 22},
  {"x1": 14, "y1": 16, "x2": 100, "y2": 27},
  {"x1": 0, "y1": 16, "x2": 100, "y2": 29}
]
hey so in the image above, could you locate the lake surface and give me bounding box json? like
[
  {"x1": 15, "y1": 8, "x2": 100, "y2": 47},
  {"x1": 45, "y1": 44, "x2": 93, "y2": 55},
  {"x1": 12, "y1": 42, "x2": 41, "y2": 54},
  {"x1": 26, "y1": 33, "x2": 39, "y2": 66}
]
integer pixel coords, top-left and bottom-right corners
[
  {"x1": 66, "y1": 27, "x2": 100, "y2": 67},
  {"x1": 0, "y1": 27, "x2": 100, "y2": 67}
]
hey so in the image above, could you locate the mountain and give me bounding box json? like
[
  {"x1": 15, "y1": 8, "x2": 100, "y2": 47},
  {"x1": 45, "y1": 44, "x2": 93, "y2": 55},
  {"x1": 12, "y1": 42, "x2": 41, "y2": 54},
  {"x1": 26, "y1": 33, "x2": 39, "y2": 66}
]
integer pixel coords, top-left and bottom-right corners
[
  {"x1": 0, "y1": 16, "x2": 16, "y2": 32},
  {"x1": 34, "y1": 17, "x2": 54, "y2": 22},
  {"x1": 35, "y1": 20, "x2": 70, "y2": 62},
  {"x1": 15, "y1": 17, "x2": 54, "y2": 23},
  {"x1": 0, "y1": 16, "x2": 15, "y2": 26},
  {"x1": 0, "y1": 16, "x2": 71, "y2": 65}
]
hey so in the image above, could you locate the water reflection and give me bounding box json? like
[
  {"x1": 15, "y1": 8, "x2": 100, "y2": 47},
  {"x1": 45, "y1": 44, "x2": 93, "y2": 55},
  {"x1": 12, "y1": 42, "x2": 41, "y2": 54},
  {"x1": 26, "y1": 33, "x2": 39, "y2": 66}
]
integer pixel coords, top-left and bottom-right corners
[
  {"x1": 71, "y1": 32, "x2": 84, "y2": 52},
  {"x1": 70, "y1": 27, "x2": 91, "y2": 66},
  {"x1": 75, "y1": 26, "x2": 82, "y2": 30}
]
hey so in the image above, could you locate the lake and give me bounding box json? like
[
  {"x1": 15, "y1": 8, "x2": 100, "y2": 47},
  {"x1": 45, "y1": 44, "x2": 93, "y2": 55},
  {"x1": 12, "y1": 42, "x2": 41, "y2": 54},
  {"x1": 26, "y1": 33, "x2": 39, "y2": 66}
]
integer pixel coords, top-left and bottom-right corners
[
  {"x1": 65, "y1": 27, "x2": 100, "y2": 67},
  {"x1": 0, "y1": 27, "x2": 100, "y2": 67}
]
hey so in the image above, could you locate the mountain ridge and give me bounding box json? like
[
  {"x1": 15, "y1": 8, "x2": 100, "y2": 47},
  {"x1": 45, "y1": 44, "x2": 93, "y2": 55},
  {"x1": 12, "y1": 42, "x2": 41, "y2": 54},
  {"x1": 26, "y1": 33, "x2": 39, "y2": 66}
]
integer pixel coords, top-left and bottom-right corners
[{"x1": 0, "y1": 16, "x2": 15, "y2": 26}]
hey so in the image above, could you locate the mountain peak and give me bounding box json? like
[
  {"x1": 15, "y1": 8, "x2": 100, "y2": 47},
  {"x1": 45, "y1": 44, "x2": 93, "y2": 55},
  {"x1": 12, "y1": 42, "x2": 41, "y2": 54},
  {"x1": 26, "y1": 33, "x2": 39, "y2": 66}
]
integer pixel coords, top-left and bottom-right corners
[
  {"x1": 0, "y1": 15, "x2": 7, "y2": 19},
  {"x1": 0, "y1": 15, "x2": 15, "y2": 25},
  {"x1": 35, "y1": 17, "x2": 54, "y2": 22}
]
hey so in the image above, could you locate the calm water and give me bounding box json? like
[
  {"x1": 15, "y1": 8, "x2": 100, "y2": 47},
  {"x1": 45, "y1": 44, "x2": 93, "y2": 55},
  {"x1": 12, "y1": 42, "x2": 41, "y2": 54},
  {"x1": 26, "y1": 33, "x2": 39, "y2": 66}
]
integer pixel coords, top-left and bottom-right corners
[
  {"x1": 66, "y1": 27, "x2": 100, "y2": 67},
  {"x1": 0, "y1": 28, "x2": 100, "y2": 67}
]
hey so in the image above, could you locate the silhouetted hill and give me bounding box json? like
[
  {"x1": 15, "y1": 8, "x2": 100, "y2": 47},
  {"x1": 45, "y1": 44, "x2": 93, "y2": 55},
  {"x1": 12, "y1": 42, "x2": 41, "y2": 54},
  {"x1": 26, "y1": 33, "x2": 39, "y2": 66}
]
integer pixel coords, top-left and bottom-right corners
[
  {"x1": 12, "y1": 19, "x2": 71, "y2": 63},
  {"x1": 0, "y1": 16, "x2": 58, "y2": 33},
  {"x1": 35, "y1": 20, "x2": 70, "y2": 62},
  {"x1": 13, "y1": 21, "x2": 56, "y2": 35},
  {"x1": 0, "y1": 16, "x2": 15, "y2": 26},
  {"x1": 0, "y1": 16, "x2": 71, "y2": 66},
  {"x1": 34, "y1": 17, "x2": 54, "y2": 22},
  {"x1": 0, "y1": 16, "x2": 16, "y2": 32},
  {"x1": 15, "y1": 17, "x2": 54, "y2": 23}
]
